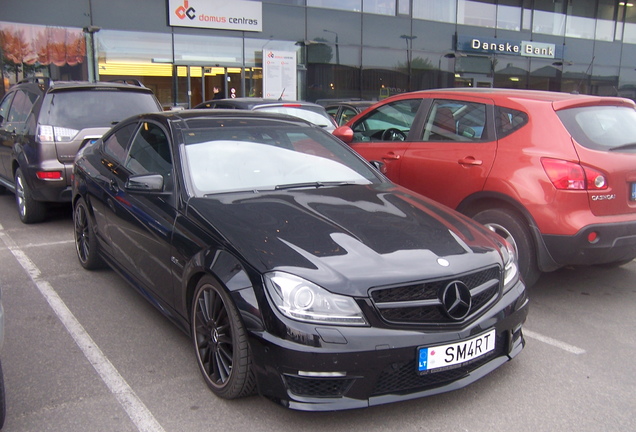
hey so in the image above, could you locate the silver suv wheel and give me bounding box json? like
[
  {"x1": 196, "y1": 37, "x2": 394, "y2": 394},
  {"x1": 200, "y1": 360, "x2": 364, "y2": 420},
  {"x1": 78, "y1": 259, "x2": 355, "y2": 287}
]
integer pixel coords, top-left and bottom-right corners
[{"x1": 14, "y1": 168, "x2": 46, "y2": 224}]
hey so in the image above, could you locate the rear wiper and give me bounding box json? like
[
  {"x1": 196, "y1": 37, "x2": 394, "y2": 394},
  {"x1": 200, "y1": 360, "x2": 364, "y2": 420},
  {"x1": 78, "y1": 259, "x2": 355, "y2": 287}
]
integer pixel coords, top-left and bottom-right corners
[
  {"x1": 274, "y1": 181, "x2": 355, "y2": 190},
  {"x1": 609, "y1": 143, "x2": 636, "y2": 151}
]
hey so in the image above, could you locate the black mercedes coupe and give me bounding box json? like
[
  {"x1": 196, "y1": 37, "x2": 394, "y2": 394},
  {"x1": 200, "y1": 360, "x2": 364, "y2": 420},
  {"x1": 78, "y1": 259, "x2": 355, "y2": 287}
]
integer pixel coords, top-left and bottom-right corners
[{"x1": 72, "y1": 109, "x2": 528, "y2": 411}]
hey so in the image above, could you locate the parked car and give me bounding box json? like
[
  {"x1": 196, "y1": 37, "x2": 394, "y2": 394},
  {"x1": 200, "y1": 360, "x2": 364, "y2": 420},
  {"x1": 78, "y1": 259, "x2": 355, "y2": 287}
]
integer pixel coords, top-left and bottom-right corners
[
  {"x1": 325, "y1": 100, "x2": 375, "y2": 126},
  {"x1": 194, "y1": 97, "x2": 337, "y2": 132},
  {"x1": 0, "y1": 77, "x2": 162, "y2": 223},
  {"x1": 333, "y1": 88, "x2": 636, "y2": 287},
  {"x1": 72, "y1": 109, "x2": 527, "y2": 411}
]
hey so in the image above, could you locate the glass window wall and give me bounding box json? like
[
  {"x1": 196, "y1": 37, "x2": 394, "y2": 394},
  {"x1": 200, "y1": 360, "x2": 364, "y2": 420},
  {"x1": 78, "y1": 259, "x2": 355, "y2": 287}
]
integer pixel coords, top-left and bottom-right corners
[
  {"x1": 363, "y1": 15, "x2": 412, "y2": 49},
  {"x1": 363, "y1": 0, "x2": 396, "y2": 15},
  {"x1": 497, "y1": 1, "x2": 522, "y2": 31},
  {"x1": 458, "y1": 0, "x2": 496, "y2": 28},
  {"x1": 307, "y1": 0, "x2": 362, "y2": 11},
  {"x1": 398, "y1": 0, "x2": 410, "y2": 15},
  {"x1": 494, "y1": 56, "x2": 529, "y2": 89},
  {"x1": 308, "y1": 9, "x2": 362, "y2": 46},
  {"x1": 413, "y1": 0, "x2": 457, "y2": 23}
]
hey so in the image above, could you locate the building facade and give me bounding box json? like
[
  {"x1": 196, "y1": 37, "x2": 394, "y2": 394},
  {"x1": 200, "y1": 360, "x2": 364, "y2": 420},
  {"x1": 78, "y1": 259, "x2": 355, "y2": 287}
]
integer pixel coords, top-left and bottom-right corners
[{"x1": 3, "y1": 0, "x2": 636, "y2": 108}]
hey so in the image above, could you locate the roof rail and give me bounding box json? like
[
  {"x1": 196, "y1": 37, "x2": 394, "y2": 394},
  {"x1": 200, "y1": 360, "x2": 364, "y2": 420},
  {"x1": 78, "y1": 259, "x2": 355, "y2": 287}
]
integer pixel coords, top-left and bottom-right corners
[
  {"x1": 17, "y1": 76, "x2": 52, "y2": 90},
  {"x1": 107, "y1": 78, "x2": 146, "y2": 88}
]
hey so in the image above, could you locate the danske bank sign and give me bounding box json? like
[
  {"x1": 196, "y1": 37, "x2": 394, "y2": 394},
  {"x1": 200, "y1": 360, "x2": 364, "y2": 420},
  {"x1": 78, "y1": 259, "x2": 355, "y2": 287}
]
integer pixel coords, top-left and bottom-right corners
[{"x1": 457, "y1": 35, "x2": 562, "y2": 59}]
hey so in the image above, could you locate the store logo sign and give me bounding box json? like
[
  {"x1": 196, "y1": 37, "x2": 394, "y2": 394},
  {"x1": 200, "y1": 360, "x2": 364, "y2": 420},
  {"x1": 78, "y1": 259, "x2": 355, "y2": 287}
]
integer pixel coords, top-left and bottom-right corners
[
  {"x1": 457, "y1": 35, "x2": 562, "y2": 59},
  {"x1": 521, "y1": 41, "x2": 555, "y2": 58},
  {"x1": 169, "y1": 0, "x2": 262, "y2": 32},
  {"x1": 175, "y1": 1, "x2": 196, "y2": 20}
]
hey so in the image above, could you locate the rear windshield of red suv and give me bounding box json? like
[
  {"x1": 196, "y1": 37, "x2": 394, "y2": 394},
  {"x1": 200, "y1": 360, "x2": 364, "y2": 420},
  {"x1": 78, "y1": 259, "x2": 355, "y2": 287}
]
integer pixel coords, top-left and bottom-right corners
[{"x1": 557, "y1": 105, "x2": 636, "y2": 152}]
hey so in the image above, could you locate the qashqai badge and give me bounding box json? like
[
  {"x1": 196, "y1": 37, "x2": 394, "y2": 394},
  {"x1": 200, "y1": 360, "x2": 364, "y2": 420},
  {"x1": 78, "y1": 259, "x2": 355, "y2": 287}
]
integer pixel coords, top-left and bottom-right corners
[{"x1": 442, "y1": 281, "x2": 472, "y2": 321}]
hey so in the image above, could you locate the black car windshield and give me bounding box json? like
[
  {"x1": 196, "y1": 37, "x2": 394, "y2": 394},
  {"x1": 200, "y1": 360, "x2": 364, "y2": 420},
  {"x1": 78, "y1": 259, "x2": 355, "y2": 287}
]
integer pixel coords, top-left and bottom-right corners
[
  {"x1": 557, "y1": 105, "x2": 636, "y2": 152},
  {"x1": 181, "y1": 124, "x2": 380, "y2": 196},
  {"x1": 40, "y1": 89, "x2": 161, "y2": 130}
]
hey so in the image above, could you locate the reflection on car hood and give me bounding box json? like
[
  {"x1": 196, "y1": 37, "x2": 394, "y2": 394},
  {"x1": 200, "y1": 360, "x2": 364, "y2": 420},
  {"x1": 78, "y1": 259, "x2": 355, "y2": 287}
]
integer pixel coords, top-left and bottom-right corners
[{"x1": 186, "y1": 184, "x2": 503, "y2": 295}]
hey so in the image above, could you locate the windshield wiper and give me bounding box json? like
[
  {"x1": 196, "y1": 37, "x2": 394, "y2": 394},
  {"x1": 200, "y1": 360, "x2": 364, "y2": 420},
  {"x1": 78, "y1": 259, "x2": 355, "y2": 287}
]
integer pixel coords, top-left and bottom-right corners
[
  {"x1": 274, "y1": 181, "x2": 355, "y2": 190},
  {"x1": 609, "y1": 143, "x2": 636, "y2": 151}
]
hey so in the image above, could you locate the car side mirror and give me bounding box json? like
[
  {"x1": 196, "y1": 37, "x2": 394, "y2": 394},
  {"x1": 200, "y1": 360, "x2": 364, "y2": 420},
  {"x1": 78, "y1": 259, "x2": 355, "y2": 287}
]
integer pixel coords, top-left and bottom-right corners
[
  {"x1": 370, "y1": 160, "x2": 387, "y2": 174},
  {"x1": 125, "y1": 173, "x2": 164, "y2": 192},
  {"x1": 333, "y1": 125, "x2": 354, "y2": 144}
]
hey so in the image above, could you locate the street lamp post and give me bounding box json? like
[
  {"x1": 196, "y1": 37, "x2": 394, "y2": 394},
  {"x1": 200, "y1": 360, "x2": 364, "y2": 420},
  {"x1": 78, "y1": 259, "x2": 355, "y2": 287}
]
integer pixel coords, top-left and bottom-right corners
[
  {"x1": 83, "y1": 26, "x2": 101, "y2": 83},
  {"x1": 323, "y1": 29, "x2": 340, "y2": 65},
  {"x1": 400, "y1": 34, "x2": 417, "y2": 91}
]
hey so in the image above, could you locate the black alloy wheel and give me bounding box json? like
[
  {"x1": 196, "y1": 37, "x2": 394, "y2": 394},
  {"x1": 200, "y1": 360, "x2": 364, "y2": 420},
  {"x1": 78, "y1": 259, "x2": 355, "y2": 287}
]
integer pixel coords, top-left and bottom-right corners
[
  {"x1": 191, "y1": 276, "x2": 255, "y2": 399},
  {"x1": 73, "y1": 197, "x2": 104, "y2": 270}
]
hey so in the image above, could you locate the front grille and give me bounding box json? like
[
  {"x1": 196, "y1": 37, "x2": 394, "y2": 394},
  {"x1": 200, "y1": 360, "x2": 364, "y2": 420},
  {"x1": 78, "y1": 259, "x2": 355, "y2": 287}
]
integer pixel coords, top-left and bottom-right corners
[
  {"x1": 284, "y1": 375, "x2": 355, "y2": 397},
  {"x1": 372, "y1": 332, "x2": 506, "y2": 396},
  {"x1": 370, "y1": 266, "x2": 500, "y2": 325}
]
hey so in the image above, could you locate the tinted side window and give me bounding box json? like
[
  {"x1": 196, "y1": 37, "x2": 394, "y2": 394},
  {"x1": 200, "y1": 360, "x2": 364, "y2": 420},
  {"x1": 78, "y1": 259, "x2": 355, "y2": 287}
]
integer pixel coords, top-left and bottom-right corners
[
  {"x1": 7, "y1": 90, "x2": 38, "y2": 123},
  {"x1": 125, "y1": 122, "x2": 172, "y2": 178},
  {"x1": 422, "y1": 100, "x2": 487, "y2": 142},
  {"x1": 340, "y1": 107, "x2": 358, "y2": 125},
  {"x1": 495, "y1": 106, "x2": 528, "y2": 138},
  {"x1": 103, "y1": 123, "x2": 137, "y2": 164},
  {"x1": 352, "y1": 99, "x2": 422, "y2": 141},
  {"x1": 0, "y1": 93, "x2": 15, "y2": 125}
]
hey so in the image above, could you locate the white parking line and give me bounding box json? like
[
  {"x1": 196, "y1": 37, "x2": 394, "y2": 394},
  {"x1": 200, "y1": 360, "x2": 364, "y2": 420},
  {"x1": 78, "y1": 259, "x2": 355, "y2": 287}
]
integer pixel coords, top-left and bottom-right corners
[
  {"x1": 0, "y1": 224, "x2": 165, "y2": 432},
  {"x1": 523, "y1": 329, "x2": 586, "y2": 355}
]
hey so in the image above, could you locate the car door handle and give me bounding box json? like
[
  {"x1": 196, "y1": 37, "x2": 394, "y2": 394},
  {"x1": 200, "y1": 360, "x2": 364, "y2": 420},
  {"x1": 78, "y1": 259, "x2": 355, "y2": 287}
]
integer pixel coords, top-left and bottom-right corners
[
  {"x1": 382, "y1": 152, "x2": 401, "y2": 161},
  {"x1": 458, "y1": 156, "x2": 482, "y2": 166}
]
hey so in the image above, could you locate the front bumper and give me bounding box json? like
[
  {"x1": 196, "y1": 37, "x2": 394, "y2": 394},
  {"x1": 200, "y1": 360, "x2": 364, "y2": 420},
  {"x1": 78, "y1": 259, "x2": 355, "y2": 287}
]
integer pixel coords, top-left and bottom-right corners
[
  {"x1": 248, "y1": 280, "x2": 528, "y2": 411},
  {"x1": 542, "y1": 220, "x2": 636, "y2": 266}
]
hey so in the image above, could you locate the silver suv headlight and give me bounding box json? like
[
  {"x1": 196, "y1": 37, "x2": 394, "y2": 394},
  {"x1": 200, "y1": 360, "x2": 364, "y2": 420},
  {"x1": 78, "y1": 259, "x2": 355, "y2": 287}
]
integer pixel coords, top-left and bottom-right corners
[{"x1": 264, "y1": 272, "x2": 367, "y2": 326}]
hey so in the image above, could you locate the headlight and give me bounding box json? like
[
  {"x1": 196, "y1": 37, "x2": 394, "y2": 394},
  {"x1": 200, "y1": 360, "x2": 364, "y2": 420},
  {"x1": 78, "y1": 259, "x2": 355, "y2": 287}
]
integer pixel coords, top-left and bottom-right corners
[
  {"x1": 500, "y1": 240, "x2": 519, "y2": 291},
  {"x1": 264, "y1": 272, "x2": 367, "y2": 326}
]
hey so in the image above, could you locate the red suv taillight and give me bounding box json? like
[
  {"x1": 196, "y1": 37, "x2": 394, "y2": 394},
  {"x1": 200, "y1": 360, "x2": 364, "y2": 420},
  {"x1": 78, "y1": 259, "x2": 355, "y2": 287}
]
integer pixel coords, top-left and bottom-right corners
[
  {"x1": 541, "y1": 158, "x2": 607, "y2": 191},
  {"x1": 36, "y1": 171, "x2": 63, "y2": 180}
]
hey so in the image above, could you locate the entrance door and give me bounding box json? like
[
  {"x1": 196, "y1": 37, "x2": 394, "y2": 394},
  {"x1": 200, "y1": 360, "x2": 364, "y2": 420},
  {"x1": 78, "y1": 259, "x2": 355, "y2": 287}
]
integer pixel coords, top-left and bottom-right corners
[
  {"x1": 455, "y1": 74, "x2": 493, "y2": 88},
  {"x1": 174, "y1": 66, "x2": 263, "y2": 108}
]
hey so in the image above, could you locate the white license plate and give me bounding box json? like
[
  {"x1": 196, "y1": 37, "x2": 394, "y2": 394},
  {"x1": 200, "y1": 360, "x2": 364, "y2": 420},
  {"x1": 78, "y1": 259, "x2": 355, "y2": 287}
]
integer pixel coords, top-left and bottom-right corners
[
  {"x1": 418, "y1": 329, "x2": 496, "y2": 374},
  {"x1": 631, "y1": 183, "x2": 636, "y2": 200}
]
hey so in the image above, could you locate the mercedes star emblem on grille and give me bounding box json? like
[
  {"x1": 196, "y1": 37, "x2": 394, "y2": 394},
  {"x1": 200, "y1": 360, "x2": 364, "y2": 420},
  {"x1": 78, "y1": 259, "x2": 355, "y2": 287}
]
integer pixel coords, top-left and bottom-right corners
[{"x1": 442, "y1": 281, "x2": 472, "y2": 320}]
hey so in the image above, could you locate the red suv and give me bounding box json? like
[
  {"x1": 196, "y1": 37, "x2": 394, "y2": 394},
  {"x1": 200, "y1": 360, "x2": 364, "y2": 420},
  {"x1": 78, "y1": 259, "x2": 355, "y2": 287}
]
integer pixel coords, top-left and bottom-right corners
[{"x1": 334, "y1": 88, "x2": 636, "y2": 287}]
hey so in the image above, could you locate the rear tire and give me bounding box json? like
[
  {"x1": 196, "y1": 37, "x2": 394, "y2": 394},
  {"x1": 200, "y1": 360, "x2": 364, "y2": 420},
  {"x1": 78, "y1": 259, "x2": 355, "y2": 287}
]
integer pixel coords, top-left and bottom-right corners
[
  {"x1": 473, "y1": 207, "x2": 541, "y2": 288},
  {"x1": 15, "y1": 168, "x2": 47, "y2": 224},
  {"x1": 191, "y1": 276, "x2": 255, "y2": 399}
]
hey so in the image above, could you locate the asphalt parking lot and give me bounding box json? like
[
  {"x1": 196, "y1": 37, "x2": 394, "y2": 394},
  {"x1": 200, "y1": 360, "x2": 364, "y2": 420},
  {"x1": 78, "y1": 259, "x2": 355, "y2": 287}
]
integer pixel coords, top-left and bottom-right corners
[{"x1": 0, "y1": 192, "x2": 634, "y2": 432}]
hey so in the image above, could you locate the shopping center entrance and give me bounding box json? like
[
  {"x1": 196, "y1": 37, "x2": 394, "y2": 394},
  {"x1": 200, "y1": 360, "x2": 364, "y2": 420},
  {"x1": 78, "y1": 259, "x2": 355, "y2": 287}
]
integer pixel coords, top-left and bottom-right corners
[{"x1": 173, "y1": 65, "x2": 263, "y2": 108}]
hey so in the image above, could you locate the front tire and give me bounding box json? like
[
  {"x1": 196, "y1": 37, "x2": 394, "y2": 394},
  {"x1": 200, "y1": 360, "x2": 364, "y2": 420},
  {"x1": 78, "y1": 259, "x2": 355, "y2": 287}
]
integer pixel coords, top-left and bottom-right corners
[
  {"x1": 473, "y1": 207, "x2": 541, "y2": 288},
  {"x1": 191, "y1": 276, "x2": 255, "y2": 399},
  {"x1": 15, "y1": 168, "x2": 46, "y2": 224},
  {"x1": 73, "y1": 197, "x2": 104, "y2": 270}
]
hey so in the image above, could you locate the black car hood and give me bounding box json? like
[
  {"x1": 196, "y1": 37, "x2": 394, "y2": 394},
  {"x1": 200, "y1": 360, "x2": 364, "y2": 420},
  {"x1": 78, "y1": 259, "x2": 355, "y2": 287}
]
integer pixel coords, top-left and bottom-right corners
[{"x1": 186, "y1": 184, "x2": 503, "y2": 295}]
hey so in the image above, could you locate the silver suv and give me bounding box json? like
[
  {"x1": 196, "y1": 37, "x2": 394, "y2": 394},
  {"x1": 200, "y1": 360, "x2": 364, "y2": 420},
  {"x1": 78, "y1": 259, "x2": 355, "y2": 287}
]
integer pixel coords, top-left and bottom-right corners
[{"x1": 0, "y1": 78, "x2": 162, "y2": 223}]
